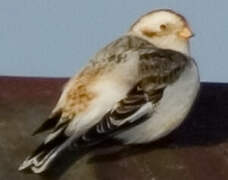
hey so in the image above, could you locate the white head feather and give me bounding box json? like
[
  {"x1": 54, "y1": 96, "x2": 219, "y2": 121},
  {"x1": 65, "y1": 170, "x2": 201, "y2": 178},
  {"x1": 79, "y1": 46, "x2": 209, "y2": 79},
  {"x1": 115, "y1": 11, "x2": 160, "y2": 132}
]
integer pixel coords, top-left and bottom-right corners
[{"x1": 129, "y1": 9, "x2": 193, "y2": 55}]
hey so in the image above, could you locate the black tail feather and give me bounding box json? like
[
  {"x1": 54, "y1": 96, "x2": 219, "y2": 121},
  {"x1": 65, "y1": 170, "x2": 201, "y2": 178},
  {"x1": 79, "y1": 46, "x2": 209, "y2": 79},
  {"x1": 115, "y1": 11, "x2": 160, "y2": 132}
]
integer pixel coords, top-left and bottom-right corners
[
  {"x1": 19, "y1": 125, "x2": 69, "y2": 173},
  {"x1": 32, "y1": 111, "x2": 61, "y2": 136}
]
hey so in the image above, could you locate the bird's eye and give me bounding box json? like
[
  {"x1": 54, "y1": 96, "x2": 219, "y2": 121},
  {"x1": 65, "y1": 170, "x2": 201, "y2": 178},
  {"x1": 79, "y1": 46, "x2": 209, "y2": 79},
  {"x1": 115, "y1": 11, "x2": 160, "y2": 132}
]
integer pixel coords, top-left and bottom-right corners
[{"x1": 160, "y1": 24, "x2": 167, "y2": 30}]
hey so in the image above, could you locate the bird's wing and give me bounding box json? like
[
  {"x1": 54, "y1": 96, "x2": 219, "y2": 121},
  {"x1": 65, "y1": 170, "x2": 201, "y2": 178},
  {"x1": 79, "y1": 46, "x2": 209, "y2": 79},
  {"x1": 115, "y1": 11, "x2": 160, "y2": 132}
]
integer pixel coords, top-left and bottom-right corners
[
  {"x1": 31, "y1": 35, "x2": 156, "y2": 136},
  {"x1": 75, "y1": 83, "x2": 162, "y2": 147},
  {"x1": 73, "y1": 48, "x2": 189, "y2": 147}
]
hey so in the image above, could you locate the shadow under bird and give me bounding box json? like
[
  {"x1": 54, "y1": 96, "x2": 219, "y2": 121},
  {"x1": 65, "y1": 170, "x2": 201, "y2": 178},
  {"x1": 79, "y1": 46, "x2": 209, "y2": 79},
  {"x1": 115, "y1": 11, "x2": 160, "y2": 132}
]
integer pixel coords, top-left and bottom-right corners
[{"x1": 19, "y1": 9, "x2": 200, "y2": 174}]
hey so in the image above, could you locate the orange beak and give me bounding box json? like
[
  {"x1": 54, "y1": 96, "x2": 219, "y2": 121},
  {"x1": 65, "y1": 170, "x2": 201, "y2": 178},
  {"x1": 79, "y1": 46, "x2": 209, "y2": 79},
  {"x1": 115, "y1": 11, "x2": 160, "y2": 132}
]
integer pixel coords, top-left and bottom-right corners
[{"x1": 179, "y1": 27, "x2": 194, "y2": 39}]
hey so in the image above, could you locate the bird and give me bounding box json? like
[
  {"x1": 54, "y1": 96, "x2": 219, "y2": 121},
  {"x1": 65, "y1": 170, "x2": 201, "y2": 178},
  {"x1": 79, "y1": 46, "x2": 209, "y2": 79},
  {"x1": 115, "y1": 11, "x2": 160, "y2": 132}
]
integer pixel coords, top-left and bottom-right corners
[{"x1": 18, "y1": 9, "x2": 200, "y2": 173}]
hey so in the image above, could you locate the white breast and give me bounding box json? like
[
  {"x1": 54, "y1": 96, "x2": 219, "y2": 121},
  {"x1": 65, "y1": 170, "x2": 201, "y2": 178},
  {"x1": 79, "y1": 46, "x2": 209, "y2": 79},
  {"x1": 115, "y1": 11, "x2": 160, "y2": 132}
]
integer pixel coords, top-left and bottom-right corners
[{"x1": 116, "y1": 60, "x2": 200, "y2": 144}]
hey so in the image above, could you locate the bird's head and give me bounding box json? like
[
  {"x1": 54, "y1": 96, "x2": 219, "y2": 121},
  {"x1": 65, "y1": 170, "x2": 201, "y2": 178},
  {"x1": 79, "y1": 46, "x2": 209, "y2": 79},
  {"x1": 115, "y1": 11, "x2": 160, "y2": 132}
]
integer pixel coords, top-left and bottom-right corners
[{"x1": 129, "y1": 9, "x2": 194, "y2": 55}]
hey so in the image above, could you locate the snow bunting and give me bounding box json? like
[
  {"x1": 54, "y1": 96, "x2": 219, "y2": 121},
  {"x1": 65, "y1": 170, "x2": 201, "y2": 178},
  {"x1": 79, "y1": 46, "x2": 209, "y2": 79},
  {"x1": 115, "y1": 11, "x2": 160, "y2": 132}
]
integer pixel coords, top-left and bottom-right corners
[{"x1": 19, "y1": 9, "x2": 200, "y2": 173}]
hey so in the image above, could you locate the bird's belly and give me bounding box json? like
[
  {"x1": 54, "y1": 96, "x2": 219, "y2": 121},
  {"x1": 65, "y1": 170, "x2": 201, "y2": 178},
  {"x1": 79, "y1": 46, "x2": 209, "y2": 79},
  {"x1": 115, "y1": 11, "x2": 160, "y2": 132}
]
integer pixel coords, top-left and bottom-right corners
[{"x1": 116, "y1": 61, "x2": 200, "y2": 144}]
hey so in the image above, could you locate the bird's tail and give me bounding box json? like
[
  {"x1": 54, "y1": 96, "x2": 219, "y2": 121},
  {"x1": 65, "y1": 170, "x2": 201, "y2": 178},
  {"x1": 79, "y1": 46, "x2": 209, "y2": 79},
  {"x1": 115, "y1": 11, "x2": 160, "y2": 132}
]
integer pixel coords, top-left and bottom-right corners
[{"x1": 18, "y1": 125, "x2": 74, "y2": 174}]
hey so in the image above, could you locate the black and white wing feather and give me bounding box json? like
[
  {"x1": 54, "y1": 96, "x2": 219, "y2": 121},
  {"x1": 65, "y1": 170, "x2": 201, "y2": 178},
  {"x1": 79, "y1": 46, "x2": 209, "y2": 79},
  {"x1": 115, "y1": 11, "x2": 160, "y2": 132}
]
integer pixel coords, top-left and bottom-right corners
[
  {"x1": 75, "y1": 48, "x2": 188, "y2": 146},
  {"x1": 75, "y1": 84, "x2": 157, "y2": 146}
]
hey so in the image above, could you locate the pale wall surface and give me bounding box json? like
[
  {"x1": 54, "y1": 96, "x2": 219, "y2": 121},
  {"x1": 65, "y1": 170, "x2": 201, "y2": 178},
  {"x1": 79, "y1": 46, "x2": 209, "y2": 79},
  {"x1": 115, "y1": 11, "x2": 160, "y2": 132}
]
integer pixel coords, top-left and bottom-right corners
[{"x1": 0, "y1": 0, "x2": 227, "y2": 82}]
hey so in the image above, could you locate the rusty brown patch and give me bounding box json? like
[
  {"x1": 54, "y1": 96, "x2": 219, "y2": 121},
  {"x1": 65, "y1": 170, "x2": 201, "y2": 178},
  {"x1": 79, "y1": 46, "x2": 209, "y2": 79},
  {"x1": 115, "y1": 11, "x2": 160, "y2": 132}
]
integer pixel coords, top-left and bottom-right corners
[
  {"x1": 142, "y1": 29, "x2": 157, "y2": 38},
  {"x1": 62, "y1": 65, "x2": 105, "y2": 119}
]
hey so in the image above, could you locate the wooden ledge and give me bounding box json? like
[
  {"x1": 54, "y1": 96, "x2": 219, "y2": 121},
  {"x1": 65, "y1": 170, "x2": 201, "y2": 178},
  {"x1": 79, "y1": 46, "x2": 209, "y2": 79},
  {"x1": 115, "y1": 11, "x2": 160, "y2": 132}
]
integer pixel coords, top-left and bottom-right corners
[{"x1": 0, "y1": 76, "x2": 228, "y2": 180}]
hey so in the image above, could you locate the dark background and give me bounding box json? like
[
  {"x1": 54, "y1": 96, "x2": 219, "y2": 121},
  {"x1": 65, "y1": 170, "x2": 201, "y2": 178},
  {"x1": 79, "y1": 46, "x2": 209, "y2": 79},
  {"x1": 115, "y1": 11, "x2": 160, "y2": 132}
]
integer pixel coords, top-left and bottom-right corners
[{"x1": 0, "y1": 76, "x2": 228, "y2": 180}]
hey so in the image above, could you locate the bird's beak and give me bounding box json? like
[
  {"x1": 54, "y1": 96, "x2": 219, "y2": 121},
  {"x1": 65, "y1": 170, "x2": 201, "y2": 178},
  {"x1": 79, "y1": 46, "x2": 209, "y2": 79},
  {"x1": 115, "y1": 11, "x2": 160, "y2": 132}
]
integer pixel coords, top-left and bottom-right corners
[{"x1": 178, "y1": 27, "x2": 194, "y2": 39}]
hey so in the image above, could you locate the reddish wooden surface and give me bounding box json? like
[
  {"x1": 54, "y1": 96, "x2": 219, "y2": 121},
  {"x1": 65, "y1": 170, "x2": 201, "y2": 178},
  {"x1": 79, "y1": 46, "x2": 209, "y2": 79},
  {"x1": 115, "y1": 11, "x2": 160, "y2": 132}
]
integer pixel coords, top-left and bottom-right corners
[{"x1": 0, "y1": 76, "x2": 228, "y2": 180}]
